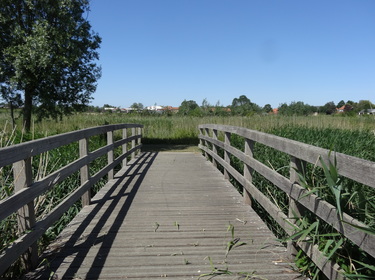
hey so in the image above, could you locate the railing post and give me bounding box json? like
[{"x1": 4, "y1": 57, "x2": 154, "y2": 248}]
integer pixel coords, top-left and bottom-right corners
[
  {"x1": 244, "y1": 138, "x2": 254, "y2": 206},
  {"x1": 287, "y1": 156, "x2": 305, "y2": 258},
  {"x1": 122, "y1": 128, "x2": 128, "y2": 167},
  {"x1": 131, "y1": 127, "x2": 136, "y2": 160},
  {"x1": 199, "y1": 127, "x2": 206, "y2": 157},
  {"x1": 224, "y1": 132, "x2": 231, "y2": 179},
  {"x1": 107, "y1": 130, "x2": 114, "y2": 180},
  {"x1": 137, "y1": 126, "x2": 142, "y2": 155},
  {"x1": 204, "y1": 128, "x2": 210, "y2": 160},
  {"x1": 80, "y1": 138, "x2": 91, "y2": 206},
  {"x1": 13, "y1": 158, "x2": 38, "y2": 270},
  {"x1": 212, "y1": 129, "x2": 218, "y2": 167}
]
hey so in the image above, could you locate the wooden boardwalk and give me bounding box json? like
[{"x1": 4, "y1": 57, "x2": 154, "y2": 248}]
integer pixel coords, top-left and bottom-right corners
[{"x1": 29, "y1": 152, "x2": 302, "y2": 280}]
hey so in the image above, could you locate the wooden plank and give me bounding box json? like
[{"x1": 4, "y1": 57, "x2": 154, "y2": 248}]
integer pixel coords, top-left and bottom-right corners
[
  {"x1": 224, "y1": 132, "x2": 231, "y2": 179},
  {"x1": 13, "y1": 158, "x2": 38, "y2": 270},
  {"x1": 243, "y1": 138, "x2": 254, "y2": 206},
  {"x1": 27, "y1": 152, "x2": 301, "y2": 280},
  {"x1": 107, "y1": 131, "x2": 114, "y2": 180},
  {"x1": 287, "y1": 157, "x2": 306, "y2": 258},
  {"x1": 0, "y1": 124, "x2": 143, "y2": 168},
  {"x1": 80, "y1": 138, "x2": 91, "y2": 206},
  {"x1": 199, "y1": 136, "x2": 375, "y2": 258},
  {"x1": 0, "y1": 144, "x2": 142, "y2": 222},
  {"x1": 199, "y1": 124, "x2": 375, "y2": 188},
  {"x1": 122, "y1": 128, "x2": 128, "y2": 167}
]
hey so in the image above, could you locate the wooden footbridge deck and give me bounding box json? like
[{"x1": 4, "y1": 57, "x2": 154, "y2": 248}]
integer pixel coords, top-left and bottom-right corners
[
  {"x1": 1, "y1": 124, "x2": 374, "y2": 280},
  {"x1": 30, "y1": 152, "x2": 299, "y2": 279}
]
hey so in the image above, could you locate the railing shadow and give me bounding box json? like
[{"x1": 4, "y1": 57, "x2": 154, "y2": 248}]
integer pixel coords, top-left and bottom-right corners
[{"x1": 32, "y1": 151, "x2": 158, "y2": 279}]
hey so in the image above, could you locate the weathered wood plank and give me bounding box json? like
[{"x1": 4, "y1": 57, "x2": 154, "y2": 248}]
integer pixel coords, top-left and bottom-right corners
[
  {"x1": 0, "y1": 124, "x2": 143, "y2": 168},
  {"x1": 199, "y1": 124, "x2": 375, "y2": 188},
  {"x1": 27, "y1": 152, "x2": 302, "y2": 280},
  {"x1": 199, "y1": 134, "x2": 375, "y2": 258}
]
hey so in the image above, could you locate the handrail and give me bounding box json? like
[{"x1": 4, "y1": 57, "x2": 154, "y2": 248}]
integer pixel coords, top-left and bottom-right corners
[
  {"x1": 0, "y1": 124, "x2": 143, "y2": 275},
  {"x1": 198, "y1": 124, "x2": 374, "y2": 280}
]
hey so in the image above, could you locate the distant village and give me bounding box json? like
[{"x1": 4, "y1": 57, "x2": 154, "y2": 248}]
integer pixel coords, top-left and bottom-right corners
[{"x1": 103, "y1": 105, "x2": 180, "y2": 114}]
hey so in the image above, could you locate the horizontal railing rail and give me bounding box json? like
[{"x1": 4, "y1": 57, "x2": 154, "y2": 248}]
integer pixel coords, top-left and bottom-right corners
[
  {"x1": 198, "y1": 124, "x2": 374, "y2": 280},
  {"x1": 0, "y1": 124, "x2": 143, "y2": 275}
]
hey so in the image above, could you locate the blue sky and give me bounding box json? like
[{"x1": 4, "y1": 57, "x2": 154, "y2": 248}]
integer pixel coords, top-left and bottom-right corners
[{"x1": 88, "y1": 0, "x2": 375, "y2": 109}]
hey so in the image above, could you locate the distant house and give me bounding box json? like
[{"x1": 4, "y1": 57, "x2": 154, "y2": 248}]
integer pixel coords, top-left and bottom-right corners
[
  {"x1": 336, "y1": 105, "x2": 353, "y2": 113},
  {"x1": 272, "y1": 108, "x2": 278, "y2": 114},
  {"x1": 146, "y1": 105, "x2": 163, "y2": 111},
  {"x1": 358, "y1": 109, "x2": 375, "y2": 115},
  {"x1": 104, "y1": 107, "x2": 118, "y2": 112},
  {"x1": 161, "y1": 106, "x2": 179, "y2": 113}
]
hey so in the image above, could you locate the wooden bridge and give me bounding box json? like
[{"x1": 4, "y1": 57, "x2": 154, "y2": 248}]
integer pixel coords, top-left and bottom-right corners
[{"x1": 0, "y1": 124, "x2": 374, "y2": 279}]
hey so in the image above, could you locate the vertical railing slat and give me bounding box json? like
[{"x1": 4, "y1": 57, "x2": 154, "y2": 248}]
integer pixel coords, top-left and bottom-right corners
[
  {"x1": 287, "y1": 156, "x2": 306, "y2": 258},
  {"x1": 243, "y1": 138, "x2": 254, "y2": 206},
  {"x1": 107, "y1": 130, "x2": 114, "y2": 180},
  {"x1": 137, "y1": 127, "x2": 142, "y2": 156},
  {"x1": 212, "y1": 129, "x2": 218, "y2": 167},
  {"x1": 80, "y1": 138, "x2": 91, "y2": 206},
  {"x1": 204, "y1": 128, "x2": 210, "y2": 160},
  {"x1": 131, "y1": 127, "x2": 136, "y2": 160},
  {"x1": 122, "y1": 128, "x2": 128, "y2": 167},
  {"x1": 13, "y1": 158, "x2": 38, "y2": 270},
  {"x1": 224, "y1": 132, "x2": 231, "y2": 179}
]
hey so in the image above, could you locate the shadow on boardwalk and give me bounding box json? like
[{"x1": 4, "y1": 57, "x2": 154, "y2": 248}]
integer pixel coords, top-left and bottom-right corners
[
  {"x1": 28, "y1": 152, "x2": 158, "y2": 279},
  {"x1": 27, "y1": 152, "x2": 302, "y2": 280}
]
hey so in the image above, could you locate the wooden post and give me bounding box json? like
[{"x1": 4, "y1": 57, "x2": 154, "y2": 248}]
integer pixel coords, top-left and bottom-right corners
[
  {"x1": 137, "y1": 127, "x2": 142, "y2": 155},
  {"x1": 224, "y1": 132, "x2": 231, "y2": 179},
  {"x1": 287, "y1": 156, "x2": 305, "y2": 258},
  {"x1": 244, "y1": 138, "x2": 254, "y2": 206},
  {"x1": 199, "y1": 128, "x2": 206, "y2": 157},
  {"x1": 212, "y1": 129, "x2": 218, "y2": 167},
  {"x1": 204, "y1": 128, "x2": 210, "y2": 160},
  {"x1": 131, "y1": 127, "x2": 136, "y2": 160},
  {"x1": 107, "y1": 130, "x2": 114, "y2": 180},
  {"x1": 122, "y1": 128, "x2": 128, "y2": 167},
  {"x1": 79, "y1": 138, "x2": 91, "y2": 206},
  {"x1": 13, "y1": 158, "x2": 38, "y2": 270}
]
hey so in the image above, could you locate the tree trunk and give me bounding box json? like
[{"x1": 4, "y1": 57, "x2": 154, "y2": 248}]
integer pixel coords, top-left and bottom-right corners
[{"x1": 23, "y1": 85, "x2": 33, "y2": 132}]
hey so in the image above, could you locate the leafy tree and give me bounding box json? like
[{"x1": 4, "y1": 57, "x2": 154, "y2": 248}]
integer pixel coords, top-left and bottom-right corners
[
  {"x1": 231, "y1": 95, "x2": 260, "y2": 116},
  {"x1": 0, "y1": 0, "x2": 101, "y2": 131},
  {"x1": 130, "y1": 102, "x2": 144, "y2": 111},
  {"x1": 357, "y1": 100, "x2": 373, "y2": 112},
  {"x1": 263, "y1": 104, "x2": 273, "y2": 113},
  {"x1": 278, "y1": 101, "x2": 316, "y2": 116},
  {"x1": 320, "y1": 101, "x2": 336, "y2": 115},
  {"x1": 337, "y1": 100, "x2": 345, "y2": 108},
  {"x1": 178, "y1": 100, "x2": 199, "y2": 115}
]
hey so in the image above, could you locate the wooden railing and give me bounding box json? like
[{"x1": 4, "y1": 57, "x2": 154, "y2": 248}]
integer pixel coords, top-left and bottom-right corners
[
  {"x1": 198, "y1": 124, "x2": 374, "y2": 280},
  {"x1": 0, "y1": 124, "x2": 143, "y2": 275}
]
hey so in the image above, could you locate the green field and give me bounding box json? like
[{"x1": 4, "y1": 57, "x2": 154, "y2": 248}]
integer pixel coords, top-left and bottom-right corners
[{"x1": 1, "y1": 110, "x2": 375, "y2": 279}]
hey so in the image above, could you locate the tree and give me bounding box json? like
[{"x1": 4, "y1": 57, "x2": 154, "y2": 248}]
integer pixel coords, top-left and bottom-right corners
[
  {"x1": 263, "y1": 104, "x2": 273, "y2": 113},
  {"x1": 178, "y1": 100, "x2": 199, "y2": 116},
  {"x1": 337, "y1": 100, "x2": 345, "y2": 108},
  {"x1": 0, "y1": 0, "x2": 101, "y2": 131},
  {"x1": 319, "y1": 101, "x2": 336, "y2": 115},
  {"x1": 130, "y1": 102, "x2": 144, "y2": 111},
  {"x1": 231, "y1": 95, "x2": 261, "y2": 116},
  {"x1": 278, "y1": 101, "x2": 316, "y2": 116}
]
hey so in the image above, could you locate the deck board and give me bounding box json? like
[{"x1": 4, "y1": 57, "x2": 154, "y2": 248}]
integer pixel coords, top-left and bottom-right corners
[{"x1": 28, "y1": 152, "x2": 303, "y2": 280}]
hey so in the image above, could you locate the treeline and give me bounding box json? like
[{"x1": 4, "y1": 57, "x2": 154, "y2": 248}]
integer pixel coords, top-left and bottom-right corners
[{"x1": 84, "y1": 95, "x2": 374, "y2": 117}]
